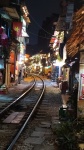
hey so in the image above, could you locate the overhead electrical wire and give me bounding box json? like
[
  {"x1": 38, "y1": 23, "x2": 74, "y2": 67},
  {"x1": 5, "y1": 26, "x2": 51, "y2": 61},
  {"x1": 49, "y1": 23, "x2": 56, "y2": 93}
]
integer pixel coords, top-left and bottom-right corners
[
  {"x1": 26, "y1": 1, "x2": 55, "y2": 41},
  {"x1": 29, "y1": 13, "x2": 53, "y2": 36},
  {"x1": 28, "y1": 31, "x2": 52, "y2": 39}
]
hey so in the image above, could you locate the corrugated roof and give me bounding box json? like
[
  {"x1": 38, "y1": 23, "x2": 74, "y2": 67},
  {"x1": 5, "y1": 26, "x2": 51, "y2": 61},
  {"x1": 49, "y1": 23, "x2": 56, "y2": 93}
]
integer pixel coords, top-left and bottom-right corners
[
  {"x1": 66, "y1": 6, "x2": 84, "y2": 57},
  {"x1": 3, "y1": 7, "x2": 20, "y2": 19}
]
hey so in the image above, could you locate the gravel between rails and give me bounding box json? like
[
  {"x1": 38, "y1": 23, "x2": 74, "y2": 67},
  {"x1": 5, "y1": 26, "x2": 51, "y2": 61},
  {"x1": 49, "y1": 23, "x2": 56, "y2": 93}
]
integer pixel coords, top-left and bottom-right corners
[{"x1": 13, "y1": 79, "x2": 62, "y2": 150}]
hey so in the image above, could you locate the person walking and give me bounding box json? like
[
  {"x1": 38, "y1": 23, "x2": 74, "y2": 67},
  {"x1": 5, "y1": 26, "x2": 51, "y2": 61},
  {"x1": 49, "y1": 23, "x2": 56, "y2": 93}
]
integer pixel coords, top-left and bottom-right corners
[{"x1": 18, "y1": 70, "x2": 21, "y2": 84}]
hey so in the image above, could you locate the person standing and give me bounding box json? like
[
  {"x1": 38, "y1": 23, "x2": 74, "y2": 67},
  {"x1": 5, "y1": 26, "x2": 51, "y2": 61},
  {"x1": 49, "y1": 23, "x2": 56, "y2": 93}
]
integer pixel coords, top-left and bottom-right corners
[
  {"x1": 11, "y1": 73, "x2": 14, "y2": 82},
  {"x1": 18, "y1": 70, "x2": 21, "y2": 84}
]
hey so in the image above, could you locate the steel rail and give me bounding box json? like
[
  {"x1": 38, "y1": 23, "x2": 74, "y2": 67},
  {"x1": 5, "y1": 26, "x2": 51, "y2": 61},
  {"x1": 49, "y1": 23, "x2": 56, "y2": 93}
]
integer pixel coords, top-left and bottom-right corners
[
  {"x1": 7, "y1": 75, "x2": 45, "y2": 150},
  {"x1": 0, "y1": 76, "x2": 36, "y2": 116}
]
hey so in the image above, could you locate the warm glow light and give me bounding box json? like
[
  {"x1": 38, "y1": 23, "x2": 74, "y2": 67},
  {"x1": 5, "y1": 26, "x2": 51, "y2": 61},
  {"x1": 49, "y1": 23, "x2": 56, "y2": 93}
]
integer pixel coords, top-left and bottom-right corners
[
  {"x1": 53, "y1": 43, "x2": 56, "y2": 48},
  {"x1": 18, "y1": 61, "x2": 23, "y2": 64},
  {"x1": 55, "y1": 39, "x2": 57, "y2": 43},
  {"x1": 53, "y1": 59, "x2": 65, "y2": 67},
  {"x1": 82, "y1": 11, "x2": 84, "y2": 14},
  {"x1": 25, "y1": 57, "x2": 28, "y2": 61}
]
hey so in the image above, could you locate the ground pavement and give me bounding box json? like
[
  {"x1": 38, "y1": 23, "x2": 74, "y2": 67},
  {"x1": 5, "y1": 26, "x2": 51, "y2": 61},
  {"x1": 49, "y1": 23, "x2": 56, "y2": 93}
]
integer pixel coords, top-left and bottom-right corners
[
  {"x1": 0, "y1": 77, "x2": 69, "y2": 150},
  {"x1": 0, "y1": 80, "x2": 30, "y2": 103},
  {"x1": 0, "y1": 77, "x2": 68, "y2": 111}
]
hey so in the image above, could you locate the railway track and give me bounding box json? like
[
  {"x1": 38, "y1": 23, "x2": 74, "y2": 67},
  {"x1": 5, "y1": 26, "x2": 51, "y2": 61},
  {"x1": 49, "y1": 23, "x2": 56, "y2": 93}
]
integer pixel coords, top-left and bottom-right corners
[
  {"x1": 13, "y1": 77, "x2": 62, "y2": 150},
  {"x1": 0, "y1": 75, "x2": 34, "y2": 113},
  {"x1": 0, "y1": 75, "x2": 45, "y2": 150}
]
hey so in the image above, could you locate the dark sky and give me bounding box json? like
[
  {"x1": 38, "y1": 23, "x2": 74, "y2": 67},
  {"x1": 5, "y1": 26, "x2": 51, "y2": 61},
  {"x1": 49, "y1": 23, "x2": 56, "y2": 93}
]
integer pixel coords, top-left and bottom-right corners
[{"x1": 26, "y1": 0, "x2": 60, "y2": 45}]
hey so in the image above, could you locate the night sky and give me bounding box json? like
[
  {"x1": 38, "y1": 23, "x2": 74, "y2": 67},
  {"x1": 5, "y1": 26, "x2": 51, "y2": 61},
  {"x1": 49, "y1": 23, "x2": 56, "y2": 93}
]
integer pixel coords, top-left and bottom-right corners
[{"x1": 26, "y1": 0, "x2": 60, "y2": 45}]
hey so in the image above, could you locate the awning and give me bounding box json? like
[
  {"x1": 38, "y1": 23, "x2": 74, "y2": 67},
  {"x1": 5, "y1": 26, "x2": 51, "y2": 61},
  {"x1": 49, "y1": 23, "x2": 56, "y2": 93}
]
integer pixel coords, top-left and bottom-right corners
[
  {"x1": 1, "y1": 13, "x2": 12, "y2": 21},
  {"x1": 66, "y1": 6, "x2": 84, "y2": 57},
  {"x1": 0, "y1": 9, "x2": 12, "y2": 21},
  {"x1": 3, "y1": 7, "x2": 20, "y2": 19}
]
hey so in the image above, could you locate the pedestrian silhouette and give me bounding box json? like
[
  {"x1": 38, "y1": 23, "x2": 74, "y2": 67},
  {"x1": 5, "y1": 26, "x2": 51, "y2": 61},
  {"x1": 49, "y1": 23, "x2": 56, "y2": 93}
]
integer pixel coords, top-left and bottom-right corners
[{"x1": 18, "y1": 70, "x2": 21, "y2": 84}]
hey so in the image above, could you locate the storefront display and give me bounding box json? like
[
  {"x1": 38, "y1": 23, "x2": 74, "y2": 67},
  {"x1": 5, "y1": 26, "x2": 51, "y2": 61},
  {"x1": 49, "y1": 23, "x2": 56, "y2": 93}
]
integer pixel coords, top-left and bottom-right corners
[
  {"x1": 79, "y1": 74, "x2": 84, "y2": 99},
  {"x1": 79, "y1": 52, "x2": 84, "y2": 100}
]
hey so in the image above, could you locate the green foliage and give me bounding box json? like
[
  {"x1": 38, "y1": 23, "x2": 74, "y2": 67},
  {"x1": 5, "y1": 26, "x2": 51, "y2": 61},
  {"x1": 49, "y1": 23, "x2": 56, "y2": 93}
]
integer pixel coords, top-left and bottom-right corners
[
  {"x1": 53, "y1": 121, "x2": 80, "y2": 150},
  {"x1": 77, "y1": 130, "x2": 84, "y2": 141}
]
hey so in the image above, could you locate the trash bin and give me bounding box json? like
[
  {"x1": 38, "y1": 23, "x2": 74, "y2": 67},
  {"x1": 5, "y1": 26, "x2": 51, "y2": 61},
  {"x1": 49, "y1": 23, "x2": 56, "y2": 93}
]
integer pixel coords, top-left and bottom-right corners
[{"x1": 59, "y1": 106, "x2": 68, "y2": 120}]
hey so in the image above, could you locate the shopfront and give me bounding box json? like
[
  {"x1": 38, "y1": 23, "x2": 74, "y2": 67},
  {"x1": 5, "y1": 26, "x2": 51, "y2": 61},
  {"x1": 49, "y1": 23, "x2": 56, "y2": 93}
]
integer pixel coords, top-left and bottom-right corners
[
  {"x1": 0, "y1": 46, "x2": 5, "y2": 86},
  {"x1": 78, "y1": 49, "x2": 84, "y2": 118},
  {"x1": 0, "y1": 59, "x2": 4, "y2": 86},
  {"x1": 79, "y1": 51, "x2": 84, "y2": 100}
]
